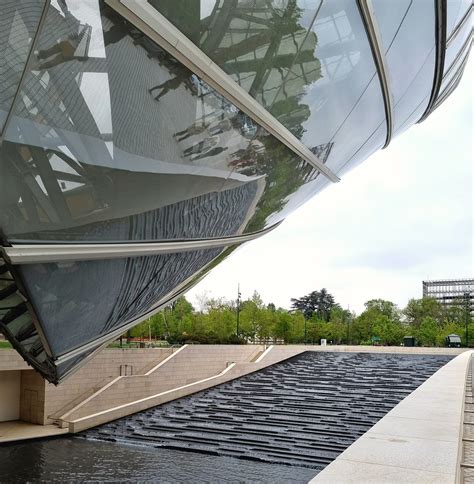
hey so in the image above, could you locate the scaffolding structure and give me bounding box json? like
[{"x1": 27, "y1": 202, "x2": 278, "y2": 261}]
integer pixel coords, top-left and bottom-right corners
[{"x1": 422, "y1": 279, "x2": 474, "y2": 316}]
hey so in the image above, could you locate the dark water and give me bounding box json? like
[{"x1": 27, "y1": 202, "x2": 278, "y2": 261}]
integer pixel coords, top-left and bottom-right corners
[
  {"x1": 0, "y1": 352, "x2": 453, "y2": 482},
  {"x1": 0, "y1": 438, "x2": 314, "y2": 483}
]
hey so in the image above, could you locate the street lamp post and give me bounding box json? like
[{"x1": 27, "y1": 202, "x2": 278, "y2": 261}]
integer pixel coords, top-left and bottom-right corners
[
  {"x1": 464, "y1": 292, "x2": 470, "y2": 347},
  {"x1": 236, "y1": 284, "x2": 241, "y2": 339}
]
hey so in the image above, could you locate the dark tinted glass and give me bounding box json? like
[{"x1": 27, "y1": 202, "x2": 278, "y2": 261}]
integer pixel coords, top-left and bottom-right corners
[
  {"x1": 0, "y1": 0, "x2": 327, "y2": 243},
  {"x1": 0, "y1": 0, "x2": 46, "y2": 130},
  {"x1": 19, "y1": 247, "x2": 226, "y2": 357}
]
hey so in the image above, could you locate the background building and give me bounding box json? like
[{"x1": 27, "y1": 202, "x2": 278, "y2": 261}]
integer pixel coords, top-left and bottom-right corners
[{"x1": 423, "y1": 279, "x2": 474, "y2": 318}]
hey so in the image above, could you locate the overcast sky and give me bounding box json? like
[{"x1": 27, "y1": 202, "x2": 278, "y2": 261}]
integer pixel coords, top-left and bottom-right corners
[{"x1": 188, "y1": 59, "x2": 473, "y2": 314}]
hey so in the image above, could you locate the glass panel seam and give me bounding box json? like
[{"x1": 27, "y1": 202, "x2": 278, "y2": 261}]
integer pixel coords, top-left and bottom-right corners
[
  {"x1": 265, "y1": 1, "x2": 324, "y2": 115},
  {"x1": 356, "y1": 0, "x2": 393, "y2": 148},
  {"x1": 1, "y1": 220, "x2": 282, "y2": 265},
  {"x1": 418, "y1": 0, "x2": 447, "y2": 123},
  {"x1": 435, "y1": 57, "x2": 468, "y2": 108},
  {"x1": 444, "y1": 33, "x2": 473, "y2": 78},
  {"x1": 105, "y1": 0, "x2": 340, "y2": 183},
  {"x1": 447, "y1": 5, "x2": 473, "y2": 46},
  {"x1": 0, "y1": 0, "x2": 51, "y2": 142}
]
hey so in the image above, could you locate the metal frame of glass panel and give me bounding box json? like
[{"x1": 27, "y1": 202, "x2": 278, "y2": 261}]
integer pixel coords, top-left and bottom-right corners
[
  {"x1": 105, "y1": 0, "x2": 340, "y2": 183},
  {"x1": 446, "y1": 4, "x2": 473, "y2": 46},
  {"x1": 2, "y1": 1, "x2": 470, "y2": 263},
  {"x1": 1, "y1": 220, "x2": 281, "y2": 265},
  {"x1": 356, "y1": 0, "x2": 393, "y2": 148},
  {"x1": 4, "y1": 0, "x2": 468, "y2": 266},
  {"x1": 433, "y1": 49, "x2": 470, "y2": 109},
  {"x1": 0, "y1": 0, "x2": 51, "y2": 140},
  {"x1": 0, "y1": 0, "x2": 471, "y2": 384},
  {"x1": 418, "y1": 0, "x2": 447, "y2": 123}
]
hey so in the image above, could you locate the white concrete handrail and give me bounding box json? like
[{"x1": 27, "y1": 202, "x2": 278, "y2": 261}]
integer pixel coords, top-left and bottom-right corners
[
  {"x1": 145, "y1": 344, "x2": 188, "y2": 375},
  {"x1": 70, "y1": 363, "x2": 237, "y2": 424},
  {"x1": 255, "y1": 345, "x2": 274, "y2": 363},
  {"x1": 58, "y1": 375, "x2": 123, "y2": 420},
  {"x1": 58, "y1": 346, "x2": 188, "y2": 420}
]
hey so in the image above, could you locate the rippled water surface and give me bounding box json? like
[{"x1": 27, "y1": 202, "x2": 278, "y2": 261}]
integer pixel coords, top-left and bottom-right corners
[
  {"x1": 0, "y1": 438, "x2": 315, "y2": 483},
  {"x1": 0, "y1": 352, "x2": 453, "y2": 482}
]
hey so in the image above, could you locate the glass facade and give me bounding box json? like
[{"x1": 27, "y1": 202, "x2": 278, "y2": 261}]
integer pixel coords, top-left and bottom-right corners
[
  {"x1": 19, "y1": 247, "x2": 226, "y2": 358},
  {"x1": 446, "y1": 0, "x2": 472, "y2": 40},
  {"x1": 0, "y1": 1, "x2": 46, "y2": 131},
  {"x1": 0, "y1": 0, "x2": 470, "y2": 382},
  {"x1": 372, "y1": 0, "x2": 436, "y2": 135},
  {"x1": 153, "y1": 0, "x2": 387, "y2": 176},
  {"x1": 444, "y1": 6, "x2": 472, "y2": 74},
  {"x1": 0, "y1": 0, "x2": 328, "y2": 244}
]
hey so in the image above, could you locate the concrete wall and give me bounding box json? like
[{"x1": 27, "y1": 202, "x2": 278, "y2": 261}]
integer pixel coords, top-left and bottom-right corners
[
  {"x1": 0, "y1": 351, "x2": 29, "y2": 371},
  {"x1": 0, "y1": 371, "x2": 21, "y2": 422},
  {"x1": 44, "y1": 348, "x2": 173, "y2": 424},
  {"x1": 65, "y1": 345, "x2": 469, "y2": 432},
  {"x1": 0, "y1": 348, "x2": 173, "y2": 425},
  {"x1": 0, "y1": 345, "x2": 469, "y2": 433},
  {"x1": 68, "y1": 345, "x2": 262, "y2": 420},
  {"x1": 20, "y1": 370, "x2": 45, "y2": 425}
]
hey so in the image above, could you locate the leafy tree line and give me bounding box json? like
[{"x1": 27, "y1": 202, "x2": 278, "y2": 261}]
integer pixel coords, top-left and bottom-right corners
[{"x1": 127, "y1": 289, "x2": 472, "y2": 347}]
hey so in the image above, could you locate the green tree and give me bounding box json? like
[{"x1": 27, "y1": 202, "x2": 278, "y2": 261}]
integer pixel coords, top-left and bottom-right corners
[
  {"x1": 415, "y1": 316, "x2": 438, "y2": 346},
  {"x1": 353, "y1": 299, "x2": 402, "y2": 345},
  {"x1": 273, "y1": 310, "x2": 292, "y2": 342},
  {"x1": 403, "y1": 297, "x2": 444, "y2": 327},
  {"x1": 291, "y1": 288, "x2": 338, "y2": 321},
  {"x1": 372, "y1": 314, "x2": 404, "y2": 345}
]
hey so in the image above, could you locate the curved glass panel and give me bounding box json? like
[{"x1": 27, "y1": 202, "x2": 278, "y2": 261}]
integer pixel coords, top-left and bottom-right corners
[
  {"x1": 19, "y1": 247, "x2": 227, "y2": 357},
  {"x1": 396, "y1": 93, "x2": 430, "y2": 134},
  {"x1": 151, "y1": 0, "x2": 322, "y2": 113},
  {"x1": 444, "y1": 9, "x2": 473, "y2": 73},
  {"x1": 371, "y1": 0, "x2": 436, "y2": 135},
  {"x1": 435, "y1": 62, "x2": 466, "y2": 111},
  {"x1": 446, "y1": 1, "x2": 471, "y2": 39},
  {"x1": 0, "y1": 0, "x2": 46, "y2": 131},
  {"x1": 151, "y1": 0, "x2": 387, "y2": 176},
  {"x1": 0, "y1": 0, "x2": 328, "y2": 244},
  {"x1": 440, "y1": 39, "x2": 472, "y2": 94},
  {"x1": 291, "y1": 2, "x2": 386, "y2": 175}
]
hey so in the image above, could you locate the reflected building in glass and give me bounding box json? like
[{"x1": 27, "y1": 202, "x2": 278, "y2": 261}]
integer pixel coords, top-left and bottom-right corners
[{"x1": 0, "y1": 0, "x2": 471, "y2": 382}]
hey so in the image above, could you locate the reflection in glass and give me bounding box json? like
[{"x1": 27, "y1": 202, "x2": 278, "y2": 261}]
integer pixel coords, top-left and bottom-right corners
[
  {"x1": 0, "y1": 0, "x2": 327, "y2": 243},
  {"x1": 372, "y1": 0, "x2": 435, "y2": 135},
  {"x1": 20, "y1": 247, "x2": 226, "y2": 357},
  {"x1": 0, "y1": 0, "x2": 46, "y2": 131},
  {"x1": 152, "y1": 0, "x2": 387, "y2": 176}
]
